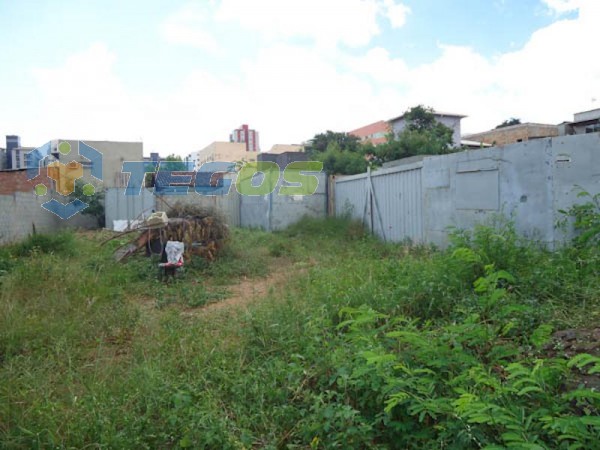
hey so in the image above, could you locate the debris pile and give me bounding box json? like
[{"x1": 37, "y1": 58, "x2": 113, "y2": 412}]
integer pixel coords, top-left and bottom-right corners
[{"x1": 110, "y1": 203, "x2": 229, "y2": 263}]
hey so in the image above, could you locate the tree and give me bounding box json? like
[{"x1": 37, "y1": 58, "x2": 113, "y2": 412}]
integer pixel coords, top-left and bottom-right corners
[
  {"x1": 495, "y1": 118, "x2": 521, "y2": 129},
  {"x1": 145, "y1": 154, "x2": 189, "y2": 187},
  {"x1": 375, "y1": 105, "x2": 455, "y2": 163},
  {"x1": 161, "y1": 154, "x2": 188, "y2": 171},
  {"x1": 304, "y1": 131, "x2": 369, "y2": 175},
  {"x1": 319, "y1": 142, "x2": 370, "y2": 175},
  {"x1": 304, "y1": 131, "x2": 361, "y2": 156},
  {"x1": 69, "y1": 179, "x2": 105, "y2": 227}
]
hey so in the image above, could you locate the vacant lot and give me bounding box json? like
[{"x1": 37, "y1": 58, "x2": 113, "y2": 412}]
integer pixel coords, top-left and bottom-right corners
[{"x1": 1, "y1": 218, "x2": 599, "y2": 449}]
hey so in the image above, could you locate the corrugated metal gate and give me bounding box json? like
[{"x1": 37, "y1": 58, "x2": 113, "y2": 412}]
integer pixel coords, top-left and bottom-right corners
[
  {"x1": 335, "y1": 162, "x2": 423, "y2": 243},
  {"x1": 105, "y1": 187, "x2": 156, "y2": 230}
]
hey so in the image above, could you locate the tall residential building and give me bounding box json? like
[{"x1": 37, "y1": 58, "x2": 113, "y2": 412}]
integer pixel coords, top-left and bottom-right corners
[
  {"x1": 6, "y1": 135, "x2": 20, "y2": 169},
  {"x1": 230, "y1": 124, "x2": 259, "y2": 152}
]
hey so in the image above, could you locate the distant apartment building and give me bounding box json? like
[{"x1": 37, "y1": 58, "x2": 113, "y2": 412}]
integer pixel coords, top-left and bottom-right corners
[
  {"x1": 194, "y1": 141, "x2": 254, "y2": 170},
  {"x1": 3, "y1": 135, "x2": 31, "y2": 170},
  {"x1": 184, "y1": 152, "x2": 198, "y2": 169},
  {"x1": 5, "y1": 135, "x2": 19, "y2": 169},
  {"x1": 463, "y1": 123, "x2": 559, "y2": 146},
  {"x1": 348, "y1": 120, "x2": 389, "y2": 145},
  {"x1": 264, "y1": 144, "x2": 304, "y2": 154},
  {"x1": 12, "y1": 139, "x2": 142, "y2": 188},
  {"x1": 230, "y1": 124, "x2": 259, "y2": 152},
  {"x1": 55, "y1": 140, "x2": 143, "y2": 188}
]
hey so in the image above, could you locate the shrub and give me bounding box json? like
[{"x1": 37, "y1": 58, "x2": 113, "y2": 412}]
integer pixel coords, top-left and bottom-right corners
[{"x1": 13, "y1": 231, "x2": 76, "y2": 257}]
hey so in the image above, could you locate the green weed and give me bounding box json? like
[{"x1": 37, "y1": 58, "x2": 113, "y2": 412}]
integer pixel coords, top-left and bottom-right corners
[{"x1": 0, "y1": 217, "x2": 598, "y2": 448}]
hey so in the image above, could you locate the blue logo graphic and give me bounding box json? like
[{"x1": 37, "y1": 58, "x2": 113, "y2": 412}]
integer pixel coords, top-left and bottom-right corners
[{"x1": 26, "y1": 140, "x2": 103, "y2": 220}]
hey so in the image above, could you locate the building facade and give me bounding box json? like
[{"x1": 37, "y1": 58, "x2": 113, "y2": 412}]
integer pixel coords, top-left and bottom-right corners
[
  {"x1": 4, "y1": 135, "x2": 32, "y2": 170},
  {"x1": 10, "y1": 139, "x2": 143, "y2": 188},
  {"x1": 258, "y1": 151, "x2": 309, "y2": 168},
  {"x1": 265, "y1": 144, "x2": 304, "y2": 154},
  {"x1": 5, "y1": 135, "x2": 20, "y2": 169},
  {"x1": 559, "y1": 108, "x2": 600, "y2": 135},
  {"x1": 194, "y1": 141, "x2": 254, "y2": 170},
  {"x1": 53, "y1": 140, "x2": 143, "y2": 188},
  {"x1": 389, "y1": 111, "x2": 465, "y2": 147},
  {"x1": 230, "y1": 124, "x2": 259, "y2": 152},
  {"x1": 463, "y1": 123, "x2": 559, "y2": 146},
  {"x1": 348, "y1": 120, "x2": 389, "y2": 145},
  {"x1": 349, "y1": 111, "x2": 465, "y2": 147}
]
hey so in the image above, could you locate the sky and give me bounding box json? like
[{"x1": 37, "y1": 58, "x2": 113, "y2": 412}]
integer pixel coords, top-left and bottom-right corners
[{"x1": 0, "y1": 0, "x2": 598, "y2": 157}]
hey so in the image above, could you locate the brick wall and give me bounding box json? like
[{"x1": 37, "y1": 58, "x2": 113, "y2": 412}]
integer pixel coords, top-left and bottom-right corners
[
  {"x1": 0, "y1": 170, "x2": 49, "y2": 195},
  {"x1": 465, "y1": 124, "x2": 559, "y2": 146}
]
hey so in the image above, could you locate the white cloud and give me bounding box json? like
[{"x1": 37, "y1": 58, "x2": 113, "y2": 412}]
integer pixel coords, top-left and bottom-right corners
[
  {"x1": 382, "y1": 0, "x2": 411, "y2": 28},
  {"x1": 343, "y1": 47, "x2": 409, "y2": 87},
  {"x1": 215, "y1": 0, "x2": 384, "y2": 48},
  {"x1": 165, "y1": 0, "x2": 409, "y2": 50},
  {"x1": 325, "y1": 0, "x2": 600, "y2": 133},
  {"x1": 23, "y1": 0, "x2": 600, "y2": 156},
  {"x1": 30, "y1": 43, "x2": 145, "y2": 144},
  {"x1": 541, "y1": 0, "x2": 581, "y2": 14},
  {"x1": 161, "y1": 4, "x2": 220, "y2": 52}
]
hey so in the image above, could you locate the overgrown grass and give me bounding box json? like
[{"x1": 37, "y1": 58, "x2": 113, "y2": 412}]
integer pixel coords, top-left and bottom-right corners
[{"x1": 0, "y1": 217, "x2": 599, "y2": 448}]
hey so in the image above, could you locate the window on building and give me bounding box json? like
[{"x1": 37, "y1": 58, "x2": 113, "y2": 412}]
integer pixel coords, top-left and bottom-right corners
[{"x1": 585, "y1": 123, "x2": 600, "y2": 133}]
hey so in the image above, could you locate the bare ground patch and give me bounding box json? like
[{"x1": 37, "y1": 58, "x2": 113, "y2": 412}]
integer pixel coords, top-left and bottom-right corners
[{"x1": 183, "y1": 258, "x2": 304, "y2": 317}]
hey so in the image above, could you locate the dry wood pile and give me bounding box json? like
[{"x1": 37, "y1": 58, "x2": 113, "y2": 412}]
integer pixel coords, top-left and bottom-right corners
[{"x1": 111, "y1": 203, "x2": 229, "y2": 263}]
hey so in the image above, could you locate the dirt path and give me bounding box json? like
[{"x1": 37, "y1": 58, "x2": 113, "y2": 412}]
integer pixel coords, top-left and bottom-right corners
[{"x1": 182, "y1": 258, "x2": 305, "y2": 317}]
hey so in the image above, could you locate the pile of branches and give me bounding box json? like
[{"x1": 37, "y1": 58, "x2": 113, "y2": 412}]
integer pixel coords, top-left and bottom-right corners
[{"x1": 110, "y1": 203, "x2": 229, "y2": 263}]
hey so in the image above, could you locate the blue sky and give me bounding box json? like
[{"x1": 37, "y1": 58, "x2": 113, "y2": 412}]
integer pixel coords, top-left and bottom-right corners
[{"x1": 0, "y1": 0, "x2": 596, "y2": 155}]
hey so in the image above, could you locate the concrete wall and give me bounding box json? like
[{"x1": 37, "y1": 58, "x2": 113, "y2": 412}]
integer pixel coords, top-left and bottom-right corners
[
  {"x1": 240, "y1": 172, "x2": 327, "y2": 231},
  {"x1": 335, "y1": 133, "x2": 600, "y2": 248},
  {"x1": 0, "y1": 190, "x2": 107, "y2": 244},
  {"x1": 0, "y1": 192, "x2": 59, "y2": 243},
  {"x1": 0, "y1": 169, "x2": 104, "y2": 243},
  {"x1": 422, "y1": 133, "x2": 600, "y2": 247}
]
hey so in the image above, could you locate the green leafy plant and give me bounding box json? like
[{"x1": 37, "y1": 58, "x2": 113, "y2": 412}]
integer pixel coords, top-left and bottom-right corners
[
  {"x1": 69, "y1": 178, "x2": 105, "y2": 227},
  {"x1": 559, "y1": 188, "x2": 600, "y2": 246}
]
